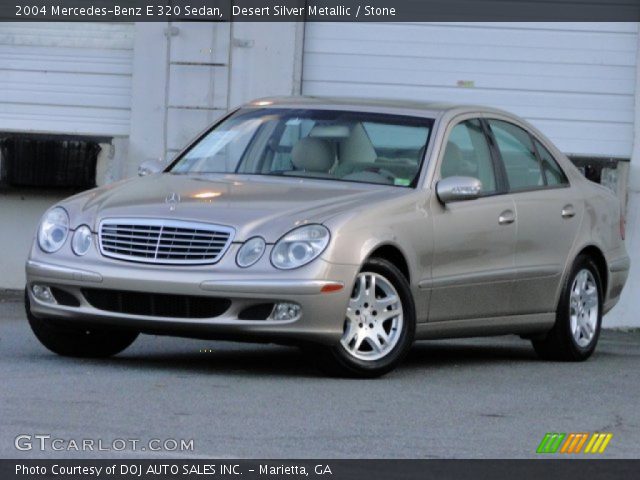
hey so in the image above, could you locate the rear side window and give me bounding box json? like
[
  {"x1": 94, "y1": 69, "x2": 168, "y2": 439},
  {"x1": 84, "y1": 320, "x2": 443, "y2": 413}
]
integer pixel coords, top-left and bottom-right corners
[
  {"x1": 489, "y1": 120, "x2": 543, "y2": 191},
  {"x1": 535, "y1": 140, "x2": 569, "y2": 186}
]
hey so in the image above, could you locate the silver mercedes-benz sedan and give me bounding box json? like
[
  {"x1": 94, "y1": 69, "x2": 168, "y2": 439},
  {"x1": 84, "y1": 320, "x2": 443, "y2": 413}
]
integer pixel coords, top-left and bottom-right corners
[{"x1": 25, "y1": 97, "x2": 629, "y2": 377}]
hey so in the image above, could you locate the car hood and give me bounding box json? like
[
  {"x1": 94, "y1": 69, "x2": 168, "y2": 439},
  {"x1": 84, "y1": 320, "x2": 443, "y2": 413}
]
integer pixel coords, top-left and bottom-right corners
[{"x1": 65, "y1": 173, "x2": 409, "y2": 242}]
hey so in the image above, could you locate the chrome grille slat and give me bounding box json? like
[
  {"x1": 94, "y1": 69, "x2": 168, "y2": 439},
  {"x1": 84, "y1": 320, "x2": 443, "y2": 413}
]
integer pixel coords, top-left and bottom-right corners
[
  {"x1": 99, "y1": 218, "x2": 234, "y2": 265},
  {"x1": 103, "y1": 242, "x2": 157, "y2": 251},
  {"x1": 157, "y1": 243, "x2": 227, "y2": 248},
  {"x1": 157, "y1": 238, "x2": 229, "y2": 244},
  {"x1": 102, "y1": 237, "x2": 158, "y2": 244},
  {"x1": 102, "y1": 234, "x2": 158, "y2": 239},
  {"x1": 102, "y1": 230, "x2": 161, "y2": 236}
]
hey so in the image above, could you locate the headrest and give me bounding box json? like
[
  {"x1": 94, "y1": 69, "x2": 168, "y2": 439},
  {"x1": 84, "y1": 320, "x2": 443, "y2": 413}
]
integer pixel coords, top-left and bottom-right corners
[
  {"x1": 291, "y1": 137, "x2": 334, "y2": 172},
  {"x1": 309, "y1": 125, "x2": 350, "y2": 138}
]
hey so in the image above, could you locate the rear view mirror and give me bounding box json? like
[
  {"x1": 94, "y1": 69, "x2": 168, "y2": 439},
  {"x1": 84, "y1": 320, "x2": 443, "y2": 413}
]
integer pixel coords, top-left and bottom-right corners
[
  {"x1": 138, "y1": 159, "x2": 165, "y2": 177},
  {"x1": 436, "y1": 176, "x2": 482, "y2": 203}
]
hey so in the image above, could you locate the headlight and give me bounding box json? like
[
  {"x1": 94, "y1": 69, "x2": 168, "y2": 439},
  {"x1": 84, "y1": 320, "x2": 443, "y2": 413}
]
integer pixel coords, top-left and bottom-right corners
[
  {"x1": 71, "y1": 225, "x2": 93, "y2": 256},
  {"x1": 236, "y1": 237, "x2": 266, "y2": 268},
  {"x1": 37, "y1": 207, "x2": 69, "y2": 253},
  {"x1": 271, "y1": 225, "x2": 330, "y2": 270}
]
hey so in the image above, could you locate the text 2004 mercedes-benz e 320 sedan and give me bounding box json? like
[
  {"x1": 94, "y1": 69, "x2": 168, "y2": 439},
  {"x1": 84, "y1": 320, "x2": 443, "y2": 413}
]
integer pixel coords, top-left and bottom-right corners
[{"x1": 25, "y1": 97, "x2": 629, "y2": 377}]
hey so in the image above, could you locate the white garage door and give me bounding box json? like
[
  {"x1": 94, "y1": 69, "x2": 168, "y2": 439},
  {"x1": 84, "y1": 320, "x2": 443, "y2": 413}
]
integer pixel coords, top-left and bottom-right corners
[
  {"x1": 0, "y1": 23, "x2": 134, "y2": 137},
  {"x1": 303, "y1": 22, "x2": 638, "y2": 158}
]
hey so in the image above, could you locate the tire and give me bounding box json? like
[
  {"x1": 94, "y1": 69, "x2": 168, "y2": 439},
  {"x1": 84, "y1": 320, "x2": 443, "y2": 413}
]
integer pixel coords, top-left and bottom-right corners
[
  {"x1": 25, "y1": 290, "x2": 138, "y2": 358},
  {"x1": 532, "y1": 254, "x2": 603, "y2": 361},
  {"x1": 311, "y1": 258, "x2": 416, "y2": 378}
]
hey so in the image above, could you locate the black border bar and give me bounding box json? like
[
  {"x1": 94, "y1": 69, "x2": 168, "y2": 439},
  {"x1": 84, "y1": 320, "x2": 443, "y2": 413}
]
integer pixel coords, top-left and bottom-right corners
[
  {"x1": 1, "y1": 0, "x2": 640, "y2": 22},
  {"x1": 4, "y1": 459, "x2": 640, "y2": 480}
]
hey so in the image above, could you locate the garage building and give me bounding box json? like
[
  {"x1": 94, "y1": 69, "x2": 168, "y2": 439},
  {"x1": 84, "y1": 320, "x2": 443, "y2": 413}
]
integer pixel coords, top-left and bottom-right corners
[{"x1": 0, "y1": 21, "x2": 638, "y2": 327}]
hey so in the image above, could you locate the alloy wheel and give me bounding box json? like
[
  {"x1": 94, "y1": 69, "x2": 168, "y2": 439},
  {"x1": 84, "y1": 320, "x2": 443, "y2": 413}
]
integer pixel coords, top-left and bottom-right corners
[
  {"x1": 569, "y1": 268, "x2": 599, "y2": 347},
  {"x1": 340, "y1": 272, "x2": 403, "y2": 361}
]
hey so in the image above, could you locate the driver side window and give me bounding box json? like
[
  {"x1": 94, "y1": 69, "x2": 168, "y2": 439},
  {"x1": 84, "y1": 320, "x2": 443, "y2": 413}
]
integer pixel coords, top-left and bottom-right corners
[{"x1": 441, "y1": 119, "x2": 497, "y2": 194}]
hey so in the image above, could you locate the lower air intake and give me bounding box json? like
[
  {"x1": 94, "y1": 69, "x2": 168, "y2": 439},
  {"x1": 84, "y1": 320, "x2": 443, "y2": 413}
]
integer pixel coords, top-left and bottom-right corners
[{"x1": 82, "y1": 289, "x2": 231, "y2": 319}]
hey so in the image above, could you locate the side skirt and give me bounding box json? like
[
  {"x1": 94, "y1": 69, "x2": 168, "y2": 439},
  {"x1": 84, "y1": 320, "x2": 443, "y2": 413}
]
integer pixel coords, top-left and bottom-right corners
[{"x1": 415, "y1": 312, "x2": 556, "y2": 340}]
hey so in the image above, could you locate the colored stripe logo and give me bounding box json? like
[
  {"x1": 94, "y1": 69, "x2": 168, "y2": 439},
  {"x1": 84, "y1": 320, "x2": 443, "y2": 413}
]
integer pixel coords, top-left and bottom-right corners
[{"x1": 537, "y1": 433, "x2": 613, "y2": 454}]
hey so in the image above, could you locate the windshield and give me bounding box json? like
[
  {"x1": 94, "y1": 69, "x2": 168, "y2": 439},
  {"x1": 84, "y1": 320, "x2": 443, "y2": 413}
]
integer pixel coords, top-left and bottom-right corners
[{"x1": 169, "y1": 108, "x2": 434, "y2": 187}]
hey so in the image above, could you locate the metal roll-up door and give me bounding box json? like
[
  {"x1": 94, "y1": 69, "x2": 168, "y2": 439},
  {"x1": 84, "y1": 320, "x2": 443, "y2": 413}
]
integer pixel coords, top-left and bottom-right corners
[
  {"x1": 0, "y1": 22, "x2": 135, "y2": 137},
  {"x1": 303, "y1": 22, "x2": 638, "y2": 159}
]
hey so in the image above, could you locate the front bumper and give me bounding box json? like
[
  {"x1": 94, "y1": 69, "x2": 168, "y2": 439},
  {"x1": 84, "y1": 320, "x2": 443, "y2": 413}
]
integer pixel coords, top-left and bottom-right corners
[{"x1": 25, "y1": 249, "x2": 358, "y2": 345}]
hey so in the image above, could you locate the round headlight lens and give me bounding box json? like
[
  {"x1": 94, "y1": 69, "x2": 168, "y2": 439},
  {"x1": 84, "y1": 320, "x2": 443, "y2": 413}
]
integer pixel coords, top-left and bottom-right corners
[
  {"x1": 271, "y1": 225, "x2": 330, "y2": 270},
  {"x1": 37, "y1": 207, "x2": 69, "y2": 253},
  {"x1": 236, "y1": 237, "x2": 266, "y2": 268},
  {"x1": 71, "y1": 225, "x2": 93, "y2": 256}
]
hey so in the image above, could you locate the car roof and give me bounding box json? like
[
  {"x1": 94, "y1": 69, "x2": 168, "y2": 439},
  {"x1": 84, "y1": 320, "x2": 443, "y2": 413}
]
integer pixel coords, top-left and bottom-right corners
[{"x1": 242, "y1": 95, "x2": 514, "y2": 119}]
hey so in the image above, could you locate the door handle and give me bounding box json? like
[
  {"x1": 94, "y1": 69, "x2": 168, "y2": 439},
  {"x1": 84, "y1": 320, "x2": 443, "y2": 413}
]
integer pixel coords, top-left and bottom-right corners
[
  {"x1": 498, "y1": 210, "x2": 516, "y2": 225},
  {"x1": 561, "y1": 204, "x2": 575, "y2": 219}
]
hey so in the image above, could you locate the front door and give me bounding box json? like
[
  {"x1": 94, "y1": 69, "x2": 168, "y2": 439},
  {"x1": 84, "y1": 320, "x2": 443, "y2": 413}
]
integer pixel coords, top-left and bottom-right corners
[{"x1": 427, "y1": 118, "x2": 517, "y2": 321}]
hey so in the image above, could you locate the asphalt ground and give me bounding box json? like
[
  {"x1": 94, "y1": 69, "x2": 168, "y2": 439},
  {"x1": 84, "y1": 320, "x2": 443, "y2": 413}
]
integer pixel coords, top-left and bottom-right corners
[{"x1": 1, "y1": 296, "x2": 638, "y2": 459}]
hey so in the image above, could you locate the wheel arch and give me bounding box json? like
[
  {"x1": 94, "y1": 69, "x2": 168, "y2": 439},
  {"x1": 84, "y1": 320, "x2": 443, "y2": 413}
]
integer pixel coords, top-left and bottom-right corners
[
  {"x1": 576, "y1": 245, "x2": 609, "y2": 298},
  {"x1": 559, "y1": 244, "x2": 609, "y2": 303},
  {"x1": 365, "y1": 243, "x2": 411, "y2": 284}
]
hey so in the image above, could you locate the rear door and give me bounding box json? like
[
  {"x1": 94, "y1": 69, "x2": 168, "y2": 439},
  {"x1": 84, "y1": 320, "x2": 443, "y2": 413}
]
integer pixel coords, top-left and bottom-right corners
[
  {"x1": 427, "y1": 117, "x2": 517, "y2": 321},
  {"x1": 486, "y1": 118, "x2": 582, "y2": 314}
]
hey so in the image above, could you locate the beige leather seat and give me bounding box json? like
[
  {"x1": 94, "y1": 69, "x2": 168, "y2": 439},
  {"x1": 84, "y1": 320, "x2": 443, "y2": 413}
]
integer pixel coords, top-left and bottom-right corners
[{"x1": 288, "y1": 137, "x2": 335, "y2": 177}]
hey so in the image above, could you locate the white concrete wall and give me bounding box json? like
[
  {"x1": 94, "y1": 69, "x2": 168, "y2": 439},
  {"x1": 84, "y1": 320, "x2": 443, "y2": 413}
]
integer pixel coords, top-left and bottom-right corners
[
  {"x1": 228, "y1": 22, "x2": 303, "y2": 108},
  {"x1": 0, "y1": 190, "x2": 68, "y2": 289},
  {"x1": 608, "y1": 31, "x2": 640, "y2": 328},
  {"x1": 126, "y1": 22, "x2": 302, "y2": 175}
]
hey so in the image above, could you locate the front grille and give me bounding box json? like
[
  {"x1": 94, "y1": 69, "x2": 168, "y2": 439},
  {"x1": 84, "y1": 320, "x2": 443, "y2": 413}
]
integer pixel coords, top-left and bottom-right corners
[
  {"x1": 99, "y1": 218, "x2": 234, "y2": 265},
  {"x1": 82, "y1": 289, "x2": 231, "y2": 318}
]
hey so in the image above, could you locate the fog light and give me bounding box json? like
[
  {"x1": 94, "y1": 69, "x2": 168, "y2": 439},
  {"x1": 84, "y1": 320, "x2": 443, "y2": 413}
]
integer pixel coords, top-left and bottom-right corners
[
  {"x1": 271, "y1": 302, "x2": 301, "y2": 321},
  {"x1": 32, "y1": 285, "x2": 56, "y2": 304}
]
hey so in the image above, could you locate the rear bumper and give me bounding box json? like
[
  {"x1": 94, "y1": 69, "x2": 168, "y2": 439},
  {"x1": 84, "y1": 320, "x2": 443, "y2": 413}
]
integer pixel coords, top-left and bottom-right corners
[
  {"x1": 25, "y1": 258, "x2": 358, "y2": 345},
  {"x1": 604, "y1": 255, "x2": 630, "y2": 315}
]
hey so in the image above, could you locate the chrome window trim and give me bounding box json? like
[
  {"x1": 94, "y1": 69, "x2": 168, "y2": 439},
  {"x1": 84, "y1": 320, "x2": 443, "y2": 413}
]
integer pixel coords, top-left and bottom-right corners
[{"x1": 98, "y1": 218, "x2": 235, "y2": 265}]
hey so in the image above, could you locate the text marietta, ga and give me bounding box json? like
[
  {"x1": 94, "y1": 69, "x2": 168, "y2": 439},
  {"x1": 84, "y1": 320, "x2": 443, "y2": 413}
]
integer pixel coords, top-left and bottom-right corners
[{"x1": 16, "y1": 463, "x2": 333, "y2": 476}]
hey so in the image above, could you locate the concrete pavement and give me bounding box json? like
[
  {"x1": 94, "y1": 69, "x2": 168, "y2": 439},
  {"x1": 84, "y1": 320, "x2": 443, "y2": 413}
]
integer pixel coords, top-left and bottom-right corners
[{"x1": 1, "y1": 297, "x2": 638, "y2": 459}]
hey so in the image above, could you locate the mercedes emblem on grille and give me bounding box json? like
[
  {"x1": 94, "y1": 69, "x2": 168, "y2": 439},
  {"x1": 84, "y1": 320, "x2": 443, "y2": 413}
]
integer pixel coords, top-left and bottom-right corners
[{"x1": 165, "y1": 192, "x2": 181, "y2": 211}]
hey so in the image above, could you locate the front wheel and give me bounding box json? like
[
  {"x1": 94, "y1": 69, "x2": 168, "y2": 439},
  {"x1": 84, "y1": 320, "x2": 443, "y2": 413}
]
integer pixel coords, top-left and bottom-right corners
[
  {"x1": 312, "y1": 258, "x2": 416, "y2": 378},
  {"x1": 26, "y1": 290, "x2": 139, "y2": 358},
  {"x1": 532, "y1": 255, "x2": 603, "y2": 361}
]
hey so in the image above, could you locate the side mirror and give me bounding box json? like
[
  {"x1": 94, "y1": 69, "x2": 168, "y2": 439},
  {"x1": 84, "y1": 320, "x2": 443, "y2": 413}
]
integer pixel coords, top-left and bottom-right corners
[
  {"x1": 138, "y1": 159, "x2": 165, "y2": 177},
  {"x1": 436, "y1": 176, "x2": 482, "y2": 203}
]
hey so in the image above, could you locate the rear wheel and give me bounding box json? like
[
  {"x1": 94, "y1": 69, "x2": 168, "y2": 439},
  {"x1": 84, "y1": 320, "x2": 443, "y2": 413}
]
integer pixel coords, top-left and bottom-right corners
[
  {"x1": 25, "y1": 290, "x2": 138, "y2": 358},
  {"x1": 312, "y1": 258, "x2": 415, "y2": 378},
  {"x1": 532, "y1": 255, "x2": 603, "y2": 361}
]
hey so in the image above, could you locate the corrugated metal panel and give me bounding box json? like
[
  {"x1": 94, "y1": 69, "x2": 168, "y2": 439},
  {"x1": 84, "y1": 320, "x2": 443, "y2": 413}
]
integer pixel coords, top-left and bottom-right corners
[
  {"x1": 302, "y1": 22, "x2": 638, "y2": 158},
  {"x1": 0, "y1": 23, "x2": 134, "y2": 137}
]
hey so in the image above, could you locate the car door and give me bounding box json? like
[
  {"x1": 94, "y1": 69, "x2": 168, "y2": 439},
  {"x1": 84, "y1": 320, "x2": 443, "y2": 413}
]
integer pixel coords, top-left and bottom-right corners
[
  {"x1": 427, "y1": 117, "x2": 517, "y2": 322},
  {"x1": 486, "y1": 118, "x2": 582, "y2": 314}
]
